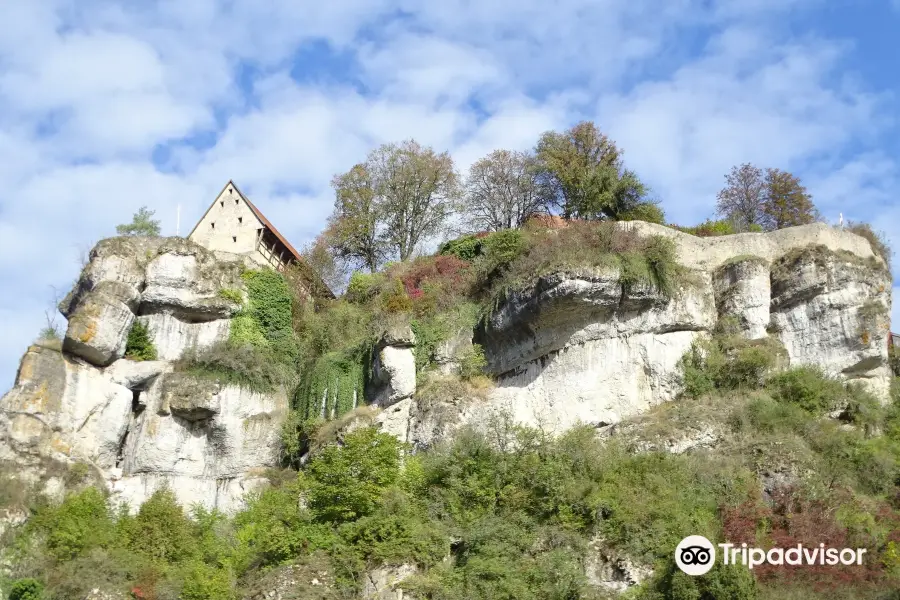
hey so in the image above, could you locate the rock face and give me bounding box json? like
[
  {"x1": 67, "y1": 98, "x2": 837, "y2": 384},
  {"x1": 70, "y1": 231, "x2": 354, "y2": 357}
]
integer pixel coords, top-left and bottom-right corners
[
  {"x1": 370, "y1": 325, "x2": 417, "y2": 407},
  {"x1": 461, "y1": 222, "x2": 893, "y2": 434},
  {"x1": 0, "y1": 223, "x2": 893, "y2": 514},
  {"x1": 0, "y1": 237, "x2": 286, "y2": 512}
]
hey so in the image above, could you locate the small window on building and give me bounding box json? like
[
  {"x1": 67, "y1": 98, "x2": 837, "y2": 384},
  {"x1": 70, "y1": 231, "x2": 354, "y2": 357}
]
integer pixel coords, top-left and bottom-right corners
[
  {"x1": 229, "y1": 188, "x2": 233, "y2": 194},
  {"x1": 232, "y1": 236, "x2": 237, "y2": 242},
  {"x1": 235, "y1": 198, "x2": 239, "y2": 204},
  {"x1": 220, "y1": 201, "x2": 224, "y2": 207},
  {"x1": 238, "y1": 217, "x2": 242, "y2": 224},
  {"x1": 211, "y1": 222, "x2": 215, "y2": 229}
]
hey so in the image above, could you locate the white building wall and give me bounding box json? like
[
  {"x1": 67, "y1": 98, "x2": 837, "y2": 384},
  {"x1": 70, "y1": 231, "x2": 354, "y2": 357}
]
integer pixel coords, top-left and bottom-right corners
[{"x1": 189, "y1": 185, "x2": 264, "y2": 255}]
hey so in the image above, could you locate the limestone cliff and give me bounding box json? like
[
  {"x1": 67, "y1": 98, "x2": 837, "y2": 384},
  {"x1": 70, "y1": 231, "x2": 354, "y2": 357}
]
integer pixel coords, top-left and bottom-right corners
[
  {"x1": 0, "y1": 237, "x2": 287, "y2": 512},
  {"x1": 381, "y1": 222, "x2": 892, "y2": 444},
  {"x1": 0, "y1": 223, "x2": 892, "y2": 515}
]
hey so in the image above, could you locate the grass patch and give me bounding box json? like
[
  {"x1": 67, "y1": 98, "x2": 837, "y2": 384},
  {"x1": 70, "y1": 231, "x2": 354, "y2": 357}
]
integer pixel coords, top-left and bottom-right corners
[{"x1": 217, "y1": 287, "x2": 243, "y2": 304}]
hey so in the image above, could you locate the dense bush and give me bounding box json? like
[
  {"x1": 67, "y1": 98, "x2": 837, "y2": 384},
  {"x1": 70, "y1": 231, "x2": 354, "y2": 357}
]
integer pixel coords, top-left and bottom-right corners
[
  {"x1": 8, "y1": 578, "x2": 44, "y2": 600},
  {"x1": 766, "y1": 366, "x2": 848, "y2": 414},
  {"x1": 680, "y1": 333, "x2": 784, "y2": 398}
]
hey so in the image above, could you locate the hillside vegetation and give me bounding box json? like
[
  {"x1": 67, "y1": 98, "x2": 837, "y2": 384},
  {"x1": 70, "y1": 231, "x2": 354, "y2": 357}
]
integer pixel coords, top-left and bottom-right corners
[{"x1": 3, "y1": 301, "x2": 900, "y2": 599}]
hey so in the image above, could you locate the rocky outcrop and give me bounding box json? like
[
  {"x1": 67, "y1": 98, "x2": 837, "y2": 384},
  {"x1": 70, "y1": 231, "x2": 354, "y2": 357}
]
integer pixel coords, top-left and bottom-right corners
[
  {"x1": 0, "y1": 237, "x2": 286, "y2": 512},
  {"x1": 363, "y1": 564, "x2": 417, "y2": 600},
  {"x1": 370, "y1": 324, "x2": 417, "y2": 407},
  {"x1": 448, "y1": 223, "x2": 891, "y2": 435}
]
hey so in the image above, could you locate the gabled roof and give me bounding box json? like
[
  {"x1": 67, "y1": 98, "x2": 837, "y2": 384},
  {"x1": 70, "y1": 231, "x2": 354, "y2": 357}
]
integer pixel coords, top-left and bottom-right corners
[
  {"x1": 190, "y1": 180, "x2": 334, "y2": 299},
  {"x1": 189, "y1": 180, "x2": 304, "y2": 263}
]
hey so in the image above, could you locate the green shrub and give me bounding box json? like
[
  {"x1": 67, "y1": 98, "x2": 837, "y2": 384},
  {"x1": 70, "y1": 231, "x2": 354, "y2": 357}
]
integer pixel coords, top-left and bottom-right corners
[
  {"x1": 346, "y1": 271, "x2": 384, "y2": 303},
  {"x1": 179, "y1": 561, "x2": 235, "y2": 600},
  {"x1": 124, "y1": 320, "x2": 157, "y2": 361},
  {"x1": 9, "y1": 579, "x2": 44, "y2": 600},
  {"x1": 482, "y1": 229, "x2": 525, "y2": 266},
  {"x1": 680, "y1": 335, "x2": 782, "y2": 398},
  {"x1": 179, "y1": 343, "x2": 296, "y2": 393},
  {"x1": 304, "y1": 427, "x2": 404, "y2": 523},
  {"x1": 120, "y1": 488, "x2": 198, "y2": 565},
  {"x1": 32, "y1": 487, "x2": 116, "y2": 561},
  {"x1": 767, "y1": 366, "x2": 846, "y2": 414},
  {"x1": 340, "y1": 488, "x2": 448, "y2": 567},
  {"x1": 619, "y1": 201, "x2": 666, "y2": 224},
  {"x1": 671, "y1": 218, "x2": 736, "y2": 237},
  {"x1": 458, "y1": 344, "x2": 488, "y2": 380},
  {"x1": 439, "y1": 234, "x2": 484, "y2": 261}
]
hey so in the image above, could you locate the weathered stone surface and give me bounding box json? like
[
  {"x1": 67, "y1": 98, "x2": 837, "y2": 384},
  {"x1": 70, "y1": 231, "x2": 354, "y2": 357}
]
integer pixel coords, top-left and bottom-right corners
[
  {"x1": 104, "y1": 359, "x2": 170, "y2": 390},
  {"x1": 371, "y1": 346, "x2": 417, "y2": 407},
  {"x1": 713, "y1": 257, "x2": 771, "y2": 339},
  {"x1": 363, "y1": 564, "x2": 417, "y2": 600},
  {"x1": 111, "y1": 372, "x2": 287, "y2": 511},
  {"x1": 159, "y1": 372, "x2": 221, "y2": 421},
  {"x1": 0, "y1": 346, "x2": 132, "y2": 469},
  {"x1": 138, "y1": 313, "x2": 230, "y2": 361},
  {"x1": 63, "y1": 283, "x2": 139, "y2": 367},
  {"x1": 585, "y1": 536, "x2": 652, "y2": 593},
  {"x1": 769, "y1": 245, "x2": 892, "y2": 397},
  {"x1": 141, "y1": 251, "x2": 242, "y2": 321},
  {"x1": 434, "y1": 327, "x2": 473, "y2": 375}
]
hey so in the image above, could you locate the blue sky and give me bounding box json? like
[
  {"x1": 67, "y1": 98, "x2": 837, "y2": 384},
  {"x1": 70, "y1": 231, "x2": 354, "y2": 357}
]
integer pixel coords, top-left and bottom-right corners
[{"x1": 1, "y1": 0, "x2": 899, "y2": 389}]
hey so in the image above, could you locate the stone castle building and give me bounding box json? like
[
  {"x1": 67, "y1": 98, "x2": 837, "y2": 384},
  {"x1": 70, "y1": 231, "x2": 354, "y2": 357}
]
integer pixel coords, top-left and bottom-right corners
[{"x1": 188, "y1": 180, "x2": 333, "y2": 299}]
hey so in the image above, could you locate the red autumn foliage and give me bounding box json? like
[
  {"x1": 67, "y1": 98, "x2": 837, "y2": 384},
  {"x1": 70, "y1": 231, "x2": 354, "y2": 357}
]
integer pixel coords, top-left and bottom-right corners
[
  {"x1": 720, "y1": 488, "x2": 900, "y2": 592},
  {"x1": 399, "y1": 255, "x2": 472, "y2": 298}
]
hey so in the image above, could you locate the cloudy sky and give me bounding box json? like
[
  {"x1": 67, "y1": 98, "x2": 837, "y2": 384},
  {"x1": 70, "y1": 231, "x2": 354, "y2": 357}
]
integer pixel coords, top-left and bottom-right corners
[{"x1": 1, "y1": 0, "x2": 899, "y2": 388}]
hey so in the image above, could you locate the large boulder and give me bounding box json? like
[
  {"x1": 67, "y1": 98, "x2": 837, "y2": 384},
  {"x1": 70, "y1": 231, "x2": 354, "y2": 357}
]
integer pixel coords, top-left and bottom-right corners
[
  {"x1": 63, "y1": 282, "x2": 139, "y2": 366},
  {"x1": 141, "y1": 247, "x2": 243, "y2": 321},
  {"x1": 370, "y1": 326, "x2": 417, "y2": 407}
]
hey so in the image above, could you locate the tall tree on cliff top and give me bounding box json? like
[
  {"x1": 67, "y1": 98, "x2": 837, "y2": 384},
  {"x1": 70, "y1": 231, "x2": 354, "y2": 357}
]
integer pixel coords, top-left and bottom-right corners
[
  {"x1": 369, "y1": 140, "x2": 461, "y2": 260},
  {"x1": 760, "y1": 168, "x2": 818, "y2": 230},
  {"x1": 330, "y1": 140, "x2": 461, "y2": 263},
  {"x1": 328, "y1": 164, "x2": 385, "y2": 272},
  {"x1": 715, "y1": 163, "x2": 766, "y2": 231},
  {"x1": 463, "y1": 149, "x2": 546, "y2": 231},
  {"x1": 716, "y1": 163, "x2": 818, "y2": 231},
  {"x1": 534, "y1": 121, "x2": 649, "y2": 220}
]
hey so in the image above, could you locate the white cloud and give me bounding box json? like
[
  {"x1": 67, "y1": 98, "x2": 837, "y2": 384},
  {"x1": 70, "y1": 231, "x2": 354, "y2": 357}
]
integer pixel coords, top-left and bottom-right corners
[{"x1": 0, "y1": 0, "x2": 898, "y2": 391}]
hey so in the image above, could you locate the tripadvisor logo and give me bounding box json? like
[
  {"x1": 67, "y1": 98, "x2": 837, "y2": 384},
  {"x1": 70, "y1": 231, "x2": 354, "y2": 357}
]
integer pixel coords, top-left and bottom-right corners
[{"x1": 675, "y1": 535, "x2": 868, "y2": 576}]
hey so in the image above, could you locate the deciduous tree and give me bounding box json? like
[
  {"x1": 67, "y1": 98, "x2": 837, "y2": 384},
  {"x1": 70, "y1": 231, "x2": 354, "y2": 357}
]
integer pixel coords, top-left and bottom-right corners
[
  {"x1": 464, "y1": 149, "x2": 545, "y2": 231},
  {"x1": 534, "y1": 121, "x2": 649, "y2": 220},
  {"x1": 369, "y1": 140, "x2": 461, "y2": 260},
  {"x1": 760, "y1": 168, "x2": 818, "y2": 230},
  {"x1": 715, "y1": 163, "x2": 766, "y2": 232},
  {"x1": 328, "y1": 164, "x2": 385, "y2": 272}
]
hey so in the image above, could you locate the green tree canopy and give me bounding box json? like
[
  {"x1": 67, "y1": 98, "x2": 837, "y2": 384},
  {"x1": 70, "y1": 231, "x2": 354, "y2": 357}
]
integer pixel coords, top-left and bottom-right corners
[
  {"x1": 534, "y1": 121, "x2": 649, "y2": 220},
  {"x1": 116, "y1": 206, "x2": 161, "y2": 236}
]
